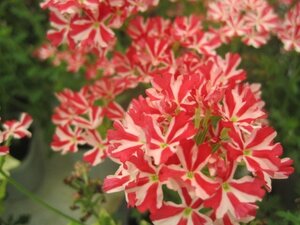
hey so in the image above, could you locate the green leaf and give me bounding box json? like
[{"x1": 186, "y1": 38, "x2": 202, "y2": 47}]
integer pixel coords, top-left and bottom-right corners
[
  {"x1": 0, "y1": 178, "x2": 7, "y2": 214},
  {"x1": 1, "y1": 155, "x2": 20, "y2": 177},
  {"x1": 67, "y1": 221, "x2": 82, "y2": 225},
  {"x1": 96, "y1": 208, "x2": 117, "y2": 225},
  {"x1": 276, "y1": 211, "x2": 300, "y2": 224},
  {"x1": 140, "y1": 220, "x2": 151, "y2": 225},
  {"x1": 0, "y1": 179, "x2": 7, "y2": 200}
]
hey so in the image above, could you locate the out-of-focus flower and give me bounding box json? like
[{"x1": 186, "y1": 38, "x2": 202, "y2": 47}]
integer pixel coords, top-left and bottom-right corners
[
  {"x1": 277, "y1": 2, "x2": 300, "y2": 52},
  {"x1": 0, "y1": 113, "x2": 33, "y2": 156}
]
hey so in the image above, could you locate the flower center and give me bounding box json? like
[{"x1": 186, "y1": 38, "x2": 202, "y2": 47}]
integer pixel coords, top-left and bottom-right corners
[
  {"x1": 222, "y1": 182, "x2": 230, "y2": 192},
  {"x1": 150, "y1": 174, "x2": 159, "y2": 182},
  {"x1": 231, "y1": 116, "x2": 239, "y2": 122},
  {"x1": 183, "y1": 207, "x2": 193, "y2": 217},
  {"x1": 93, "y1": 22, "x2": 100, "y2": 29},
  {"x1": 186, "y1": 171, "x2": 194, "y2": 179},
  {"x1": 244, "y1": 149, "x2": 252, "y2": 156},
  {"x1": 160, "y1": 143, "x2": 168, "y2": 149}
]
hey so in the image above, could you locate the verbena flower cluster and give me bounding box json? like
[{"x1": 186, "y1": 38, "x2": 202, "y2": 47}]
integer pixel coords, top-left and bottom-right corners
[
  {"x1": 102, "y1": 53, "x2": 294, "y2": 224},
  {"x1": 38, "y1": 0, "x2": 297, "y2": 224},
  {"x1": 36, "y1": 0, "x2": 300, "y2": 75},
  {"x1": 206, "y1": 0, "x2": 298, "y2": 48}
]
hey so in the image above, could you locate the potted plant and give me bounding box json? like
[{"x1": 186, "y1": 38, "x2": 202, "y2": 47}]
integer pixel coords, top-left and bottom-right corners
[{"x1": 1, "y1": 0, "x2": 300, "y2": 224}]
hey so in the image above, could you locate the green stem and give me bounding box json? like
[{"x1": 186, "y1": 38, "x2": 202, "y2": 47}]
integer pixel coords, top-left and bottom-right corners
[
  {"x1": 0, "y1": 169, "x2": 83, "y2": 225},
  {"x1": 0, "y1": 156, "x2": 6, "y2": 170}
]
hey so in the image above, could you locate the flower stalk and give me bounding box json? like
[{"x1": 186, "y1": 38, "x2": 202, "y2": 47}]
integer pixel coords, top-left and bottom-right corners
[{"x1": 0, "y1": 169, "x2": 83, "y2": 225}]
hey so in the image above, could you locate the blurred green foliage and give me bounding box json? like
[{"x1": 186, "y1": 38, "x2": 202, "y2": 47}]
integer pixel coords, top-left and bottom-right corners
[
  {"x1": 241, "y1": 40, "x2": 300, "y2": 224},
  {"x1": 0, "y1": 0, "x2": 50, "y2": 120},
  {"x1": 0, "y1": 0, "x2": 86, "y2": 143}
]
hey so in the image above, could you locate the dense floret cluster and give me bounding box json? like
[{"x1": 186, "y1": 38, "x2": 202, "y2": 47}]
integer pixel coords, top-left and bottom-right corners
[
  {"x1": 39, "y1": 0, "x2": 297, "y2": 224},
  {"x1": 102, "y1": 52, "x2": 293, "y2": 224}
]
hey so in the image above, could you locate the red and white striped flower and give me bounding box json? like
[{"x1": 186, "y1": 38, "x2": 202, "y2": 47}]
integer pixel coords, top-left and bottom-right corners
[
  {"x1": 0, "y1": 113, "x2": 33, "y2": 156},
  {"x1": 125, "y1": 151, "x2": 164, "y2": 212},
  {"x1": 218, "y1": 84, "x2": 266, "y2": 132},
  {"x1": 144, "y1": 112, "x2": 196, "y2": 165},
  {"x1": 185, "y1": 30, "x2": 221, "y2": 55},
  {"x1": 151, "y1": 188, "x2": 213, "y2": 225},
  {"x1": 204, "y1": 170, "x2": 265, "y2": 220},
  {"x1": 1, "y1": 113, "x2": 33, "y2": 141},
  {"x1": 73, "y1": 106, "x2": 103, "y2": 129},
  {"x1": 70, "y1": 3, "x2": 115, "y2": 49},
  {"x1": 226, "y1": 126, "x2": 294, "y2": 190},
  {"x1": 51, "y1": 125, "x2": 85, "y2": 154},
  {"x1": 172, "y1": 15, "x2": 202, "y2": 45},
  {"x1": 243, "y1": 3, "x2": 278, "y2": 33},
  {"x1": 161, "y1": 140, "x2": 219, "y2": 199},
  {"x1": 108, "y1": 112, "x2": 146, "y2": 162},
  {"x1": 83, "y1": 129, "x2": 107, "y2": 166},
  {"x1": 103, "y1": 101, "x2": 125, "y2": 120},
  {"x1": 277, "y1": 2, "x2": 300, "y2": 52},
  {"x1": 47, "y1": 9, "x2": 75, "y2": 47},
  {"x1": 41, "y1": 1, "x2": 296, "y2": 224},
  {"x1": 207, "y1": 0, "x2": 280, "y2": 48}
]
